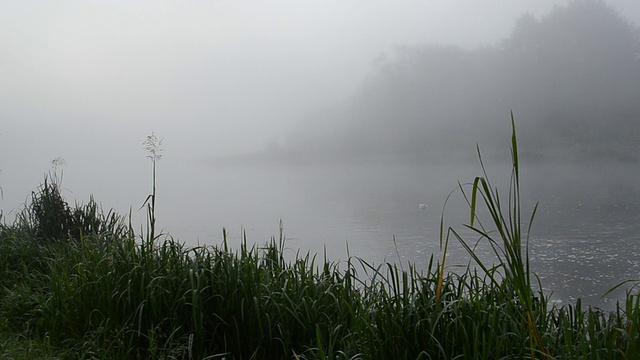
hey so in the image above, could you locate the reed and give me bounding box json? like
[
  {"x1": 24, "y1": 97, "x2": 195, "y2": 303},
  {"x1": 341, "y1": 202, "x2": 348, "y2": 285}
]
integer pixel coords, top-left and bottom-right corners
[
  {"x1": 141, "y1": 132, "x2": 163, "y2": 248},
  {"x1": 439, "y1": 113, "x2": 551, "y2": 358}
]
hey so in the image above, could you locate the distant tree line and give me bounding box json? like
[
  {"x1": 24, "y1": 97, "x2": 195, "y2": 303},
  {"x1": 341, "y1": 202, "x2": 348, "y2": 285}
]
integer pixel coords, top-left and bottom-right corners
[{"x1": 286, "y1": 0, "x2": 640, "y2": 164}]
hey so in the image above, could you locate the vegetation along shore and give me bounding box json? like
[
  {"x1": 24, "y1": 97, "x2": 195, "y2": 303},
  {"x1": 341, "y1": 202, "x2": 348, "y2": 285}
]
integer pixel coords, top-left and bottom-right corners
[{"x1": 1, "y1": 123, "x2": 639, "y2": 359}]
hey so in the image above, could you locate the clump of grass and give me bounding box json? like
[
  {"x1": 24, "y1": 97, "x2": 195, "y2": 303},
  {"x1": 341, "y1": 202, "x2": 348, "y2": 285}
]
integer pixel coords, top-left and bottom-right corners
[
  {"x1": 439, "y1": 113, "x2": 551, "y2": 358},
  {"x1": 13, "y1": 157, "x2": 128, "y2": 244},
  {"x1": 17, "y1": 158, "x2": 73, "y2": 242}
]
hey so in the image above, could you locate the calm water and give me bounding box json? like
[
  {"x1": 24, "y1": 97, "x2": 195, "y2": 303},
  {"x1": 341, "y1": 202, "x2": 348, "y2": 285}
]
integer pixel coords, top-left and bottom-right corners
[{"x1": 149, "y1": 160, "x2": 640, "y2": 310}]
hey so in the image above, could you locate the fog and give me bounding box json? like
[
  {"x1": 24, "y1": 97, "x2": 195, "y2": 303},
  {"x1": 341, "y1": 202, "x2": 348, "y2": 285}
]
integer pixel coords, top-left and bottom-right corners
[
  {"x1": 276, "y1": 1, "x2": 640, "y2": 166},
  {"x1": 3, "y1": 1, "x2": 640, "y2": 298},
  {"x1": 0, "y1": 2, "x2": 544, "y2": 210},
  {"x1": 0, "y1": 1, "x2": 637, "y2": 202}
]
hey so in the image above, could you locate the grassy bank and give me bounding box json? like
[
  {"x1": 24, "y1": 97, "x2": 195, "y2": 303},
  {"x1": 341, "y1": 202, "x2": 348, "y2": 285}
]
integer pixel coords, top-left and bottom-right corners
[{"x1": 1, "y1": 125, "x2": 639, "y2": 359}]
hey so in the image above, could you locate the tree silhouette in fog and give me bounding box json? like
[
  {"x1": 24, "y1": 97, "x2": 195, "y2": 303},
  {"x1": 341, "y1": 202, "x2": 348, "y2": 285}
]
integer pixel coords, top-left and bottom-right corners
[
  {"x1": 288, "y1": 0, "x2": 640, "y2": 163},
  {"x1": 502, "y1": 0, "x2": 640, "y2": 160}
]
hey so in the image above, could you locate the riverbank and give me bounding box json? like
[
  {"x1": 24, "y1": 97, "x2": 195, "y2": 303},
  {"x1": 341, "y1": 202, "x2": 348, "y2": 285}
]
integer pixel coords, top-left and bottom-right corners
[
  {"x1": 1, "y1": 187, "x2": 638, "y2": 359},
  {"x1": 2, "y1": 125, "x2": 639, "y2": 358}
]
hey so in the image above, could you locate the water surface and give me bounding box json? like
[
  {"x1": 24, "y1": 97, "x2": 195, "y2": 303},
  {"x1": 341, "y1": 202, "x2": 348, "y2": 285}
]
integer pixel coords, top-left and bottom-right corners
[{"x1": 155, "y1": 160, "x2": 640, "y2": 310}]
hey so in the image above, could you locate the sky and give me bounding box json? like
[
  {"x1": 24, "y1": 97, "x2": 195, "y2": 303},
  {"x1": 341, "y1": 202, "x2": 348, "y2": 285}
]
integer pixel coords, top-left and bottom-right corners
[{"x1": 1, "y1": 0, "x2": 639, "y2": 218}]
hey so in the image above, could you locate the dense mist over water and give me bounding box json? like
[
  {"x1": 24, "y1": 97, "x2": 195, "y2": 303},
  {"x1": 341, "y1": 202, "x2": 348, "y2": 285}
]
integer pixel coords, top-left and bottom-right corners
[{"x1": 2, "y1": 1, "x2": 640, "y2": 308}]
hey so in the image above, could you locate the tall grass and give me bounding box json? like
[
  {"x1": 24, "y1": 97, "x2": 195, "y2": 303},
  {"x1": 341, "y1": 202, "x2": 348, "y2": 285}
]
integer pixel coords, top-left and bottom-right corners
[
  {"x1": 1, "y1": 121, "x2": 639, "y2": 359},
  {"x1": 439, "y1": 113, "x2": 550, "y2": 358}
]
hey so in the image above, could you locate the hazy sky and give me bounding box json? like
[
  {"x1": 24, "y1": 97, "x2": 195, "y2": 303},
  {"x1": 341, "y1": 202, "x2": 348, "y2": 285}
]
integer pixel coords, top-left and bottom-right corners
[{"x1": 1, "y1": 0, "x2": 639, "y2": 216}]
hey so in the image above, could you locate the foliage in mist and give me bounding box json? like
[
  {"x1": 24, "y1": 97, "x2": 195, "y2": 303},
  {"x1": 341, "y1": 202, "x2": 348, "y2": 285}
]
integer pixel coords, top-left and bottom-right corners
[{"x1": 287, "y1": 0, "x2": 640, "y2": 164}]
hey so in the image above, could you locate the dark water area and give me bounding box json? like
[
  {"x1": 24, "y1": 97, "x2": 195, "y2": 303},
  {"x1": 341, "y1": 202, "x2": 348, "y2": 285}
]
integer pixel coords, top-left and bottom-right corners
[
  {"x1": 155, "y1": 160, "x2": 640, "y2": 310},
  {"x1": 522, "y1": 162, "x2": 640, "y2": 309}
]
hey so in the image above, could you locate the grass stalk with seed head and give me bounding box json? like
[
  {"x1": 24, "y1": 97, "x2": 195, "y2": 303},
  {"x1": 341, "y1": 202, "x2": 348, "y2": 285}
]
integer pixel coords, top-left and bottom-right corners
[{"x1": 142, "y1": 132, "x2": 163, "y2": 247}]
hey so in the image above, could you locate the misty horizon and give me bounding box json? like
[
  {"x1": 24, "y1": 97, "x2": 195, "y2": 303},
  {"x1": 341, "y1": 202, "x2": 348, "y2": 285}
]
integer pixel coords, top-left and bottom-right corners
[{"x1": 0, "y1": 1, "x2": 638, "y2": 213}]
